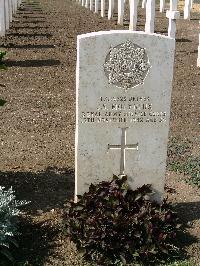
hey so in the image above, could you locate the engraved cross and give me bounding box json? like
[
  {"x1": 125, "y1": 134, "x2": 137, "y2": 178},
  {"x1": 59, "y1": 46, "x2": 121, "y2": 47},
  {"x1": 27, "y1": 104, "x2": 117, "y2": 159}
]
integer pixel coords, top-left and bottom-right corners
[{"x1": 108, "y1": 127, "x2": 138, "y2": 175}]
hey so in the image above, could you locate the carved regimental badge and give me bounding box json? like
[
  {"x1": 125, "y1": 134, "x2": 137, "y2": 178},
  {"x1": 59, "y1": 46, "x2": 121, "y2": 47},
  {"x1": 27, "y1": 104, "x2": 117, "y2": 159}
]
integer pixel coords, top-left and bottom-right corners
[{"x1": 104, "y1": 40, "x2": 150, "y2": 90}]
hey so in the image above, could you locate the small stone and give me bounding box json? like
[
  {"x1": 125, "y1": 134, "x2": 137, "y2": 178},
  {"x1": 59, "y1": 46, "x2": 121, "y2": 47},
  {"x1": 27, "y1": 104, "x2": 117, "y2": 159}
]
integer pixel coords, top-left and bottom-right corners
[
  {"x1": 37, "y1": 210, "x2": 43, "y2": 215},
  {"x1": 144, "y1": 195, "x2": 150, "y2": 201}
]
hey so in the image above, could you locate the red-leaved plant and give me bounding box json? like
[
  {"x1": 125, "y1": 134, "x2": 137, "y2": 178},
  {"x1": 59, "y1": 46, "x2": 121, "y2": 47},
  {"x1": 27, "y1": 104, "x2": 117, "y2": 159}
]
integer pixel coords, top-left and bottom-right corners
[{"x1": 64, "y1": 175, "x2": 180, "y2": 265}]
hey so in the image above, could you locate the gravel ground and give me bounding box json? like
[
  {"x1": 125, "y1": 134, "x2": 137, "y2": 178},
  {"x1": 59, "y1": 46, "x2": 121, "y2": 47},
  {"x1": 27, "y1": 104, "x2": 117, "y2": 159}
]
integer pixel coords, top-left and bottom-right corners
[{"x1": 0, "y1": 0, "x2": 199, "y2": 265}]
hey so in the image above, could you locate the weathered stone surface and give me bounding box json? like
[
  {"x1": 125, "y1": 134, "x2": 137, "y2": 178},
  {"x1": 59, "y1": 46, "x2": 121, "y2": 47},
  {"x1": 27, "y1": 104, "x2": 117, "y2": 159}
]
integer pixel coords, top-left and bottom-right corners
[
  {"x1": 184, "y1": 0, "x2": 191, "y2": 20},
  {"x1": 0, "y1": 0, "x2": 5, "y2": 36},
  {"x1": 129, "y1": 0, "x2": 138, "y2": 31},
  {"x1": 75, "y1": 30, "x2": 175, "y2": 202},
  {"x1": 118, "y1": 0, "x2": 124, "y2": 25},
  {"x1": 145, "y1": 0, "x2": 155, "y2": 33},
  {"x1": 166, "y1": 0, "x2": 179, "y2": 39}
]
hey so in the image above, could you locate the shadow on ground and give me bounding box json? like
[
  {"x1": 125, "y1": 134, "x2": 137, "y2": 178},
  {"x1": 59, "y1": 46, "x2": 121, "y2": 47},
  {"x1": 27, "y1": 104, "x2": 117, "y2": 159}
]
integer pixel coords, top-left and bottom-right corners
[
  {"x1": 6, "y1": 32, "x2": 52, "y2": 37},
  {"x1": 174, "y1": 201, "x2": 200, "y2": 223},
  {"x1": 0, "y1": 167, "x2": 74, "y2": 265},
  {"x1": 0, "y1": 167, "x2": 198, "y2": 265},
  {"x1": 5, "y1": 59, "x2": 60, "y2": 67},
  {"x1": 0, "y1": 166, "x2": 74, "y2": 214},
  {"x1": 18, "y1": 8, "x2": 42, "y2": 12},
  {"x1": 11, "y1": 25, "x2": 49, "y2": 29},
  {"x1": 1, "y1": 44, "x2": 55, "y2": 49},
  {"x1": 13, "y1": 216, "x2": 61, "y2": 266},
  {"x1": 176, "y1": 38, "x2": 192, "y2": 43},
  {"x1": 16, "y1": 11, "x2": 43, "y2": 15}
]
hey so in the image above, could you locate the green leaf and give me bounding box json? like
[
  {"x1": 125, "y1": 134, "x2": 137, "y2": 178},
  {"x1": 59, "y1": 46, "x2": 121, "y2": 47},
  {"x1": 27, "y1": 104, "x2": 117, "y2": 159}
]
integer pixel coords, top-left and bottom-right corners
[
  {"x1": 0, "y1": 64, "x2": 7, "y2": 70},
  {"x1": 132, "y1": 251, "x2": 140, "y2": 257},
  {"x1": 89, "y1": 184, "x2": 96, "y2": 193},
  {"x1": 1, "y1": 248, "x2": 14, "y2": 262},
  {"x1": 160, "y1": 247, "x2": 169, "y2": 254},
  {"x1": 119, "y1": 254, "x2": 126, "y2": 264},
  {"x1": 135, "y1": 193, "x2": 142, "y2": 201},
  {"x1": 77, "y1": 194, "x2": 83, "y2": 200},
  {"x1": 0, "y1": 99, "x2": 6, "y2": 106},
  {"x1": 112, "y1": 174, "x2": 119, "y2": 180},
  {"x1": 8, "y1": 237, "x2": 19, "y2": 247}
]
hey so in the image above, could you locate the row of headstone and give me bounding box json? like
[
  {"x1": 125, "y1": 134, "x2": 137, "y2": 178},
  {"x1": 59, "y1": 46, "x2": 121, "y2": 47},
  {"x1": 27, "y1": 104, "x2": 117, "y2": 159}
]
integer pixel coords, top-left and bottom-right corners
[
  {"x1": 0, "y1": 0, "x2": 22, "y2": 36},
  {"x1": 159, "y1": 0, "x2": 193, "y2": 20},
  {"x1": 76, "y1": 0, "x2": 180, "y2": 39}
]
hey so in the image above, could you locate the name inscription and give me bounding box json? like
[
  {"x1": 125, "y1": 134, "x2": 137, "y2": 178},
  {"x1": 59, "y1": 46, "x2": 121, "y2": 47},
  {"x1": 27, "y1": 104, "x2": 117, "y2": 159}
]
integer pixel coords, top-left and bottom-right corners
[{"x1": 81, "y1": 96, "x2": 167, "y2": 124}]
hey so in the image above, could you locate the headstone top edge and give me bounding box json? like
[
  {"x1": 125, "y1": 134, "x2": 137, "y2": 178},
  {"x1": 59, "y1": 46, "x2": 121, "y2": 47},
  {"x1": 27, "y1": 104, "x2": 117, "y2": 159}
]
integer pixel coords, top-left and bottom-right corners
[{"x1": 77, "y1": 30, "x2": 175, "y2": 42}]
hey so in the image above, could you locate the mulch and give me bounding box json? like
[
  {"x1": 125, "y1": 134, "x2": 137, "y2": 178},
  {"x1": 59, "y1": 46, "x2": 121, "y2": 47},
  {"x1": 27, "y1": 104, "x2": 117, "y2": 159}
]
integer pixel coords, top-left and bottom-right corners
[{"x1": 0, "y1": 0, "x2": 199, "y2": 265}]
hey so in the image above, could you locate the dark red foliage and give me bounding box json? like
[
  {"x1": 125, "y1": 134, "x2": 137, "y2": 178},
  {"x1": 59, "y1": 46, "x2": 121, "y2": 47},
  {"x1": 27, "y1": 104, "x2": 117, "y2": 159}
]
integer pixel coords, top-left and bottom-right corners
[{"x1": 63, "y1": 175, "x2": 180, "y2": 265}]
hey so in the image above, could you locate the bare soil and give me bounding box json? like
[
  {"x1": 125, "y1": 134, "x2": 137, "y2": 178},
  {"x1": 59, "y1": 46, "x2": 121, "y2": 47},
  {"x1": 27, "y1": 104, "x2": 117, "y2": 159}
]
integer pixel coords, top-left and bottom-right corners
[{"x1": 0, "y1": 0, "x2": 199, "y2": 265}]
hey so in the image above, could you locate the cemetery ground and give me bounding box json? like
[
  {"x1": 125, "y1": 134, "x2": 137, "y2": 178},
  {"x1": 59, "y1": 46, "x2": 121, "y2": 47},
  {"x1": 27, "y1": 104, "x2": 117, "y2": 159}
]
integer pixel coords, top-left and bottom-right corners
[{"x1": 0, "y1": 0, "x2": 199, "y2": 265}]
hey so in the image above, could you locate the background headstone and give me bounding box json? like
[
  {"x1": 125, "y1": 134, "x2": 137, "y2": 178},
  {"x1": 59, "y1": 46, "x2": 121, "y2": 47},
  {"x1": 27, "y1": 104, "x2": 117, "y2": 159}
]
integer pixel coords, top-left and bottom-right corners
[
  {"x1": 4, "y1": 0, "x2": 9, "y2": 30},
  {"x1": 90, "y1": 0, "x2": 94, "y2": 11},
  {"x1": 160, "y1": 0, "x2": 165, "y2": 12},
  {"x1": 145, "y1": 0, "x2": 155, "y2": 33},
  {"x1": 166, "y1": 0, "x2": 180, "y2": 38},
  {"x1": 129, "y1": 0, "x2": 138, "y2": 30},
  {"x1": 197, "y1": 33, "x2": 200, "y2": 67},
  {"x1": 142, "y1": 0, "x2": 146, "y2": 8},
  {"x1": 101, "y1": 0, "x2": 105, "y2": 17},
  {"x1": 108, "y1": 0, "x2": 114, "y2": 20},
  {"x1": 0, "y1": 0, "x2": 6, "y2": 37},
  {"x1": 95, "y1": 0, "x2": 98, "y2": 13},
  {"x1": 118, "y1": 0, "x2": 124, "y2": 25},
  {"x1": 184, "y1": 0, "x2": 191, "y2": 19}
]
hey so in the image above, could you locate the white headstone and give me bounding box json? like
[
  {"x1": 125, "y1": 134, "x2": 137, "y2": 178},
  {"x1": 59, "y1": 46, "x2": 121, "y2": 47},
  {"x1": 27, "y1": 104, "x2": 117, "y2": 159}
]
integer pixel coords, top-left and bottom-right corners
[
  {"x1": 166, "y1": 0, "x2": 179, "y2": 38},
  {"x1": 75, "y1": 30, "x2": 175, "y2": 203},
  {"x1": 95, "y1": 0, "x2": 98, "y2": 13},
  {"x1": 142, "y1": 0, "x2": 146, "y2": 8},
  {"x1": 108, "y1": 0, "x2": 114, "y2": 20},
  {"x1": 17, "y1": 0, "x2": 21, "y2": 7},
  {"x1": 15, "y1": 0, "x2": 18, "y2": 10},
  {"x1": 145, "y1": 0, "x2": 155, "y2": 33},
  {"x1": 12, "y1": 0, "x2": 17, "y2": 13},
  {"x1": 101, "y1": 0, "x2": 105, "y2": 17},
  {"x1": 82, "y1": 0, "x2": 85, "y2": 7},
  {"x1": 15, "y1": 0, "x2": 18, "y2": 11},
  {"x1": 184, "y1": 0, "x2": 191, "y2": 20},
  {"x1": 0, "y1": 0, "x2": 6, "y2": 37},
  {"x1": 8, "y1": 0, "x2": 12, "y2": 22},
  {"x1": 160, "y1": 0, "x2": 165, "y2": 12},
  {"x1": 118, "y1": 0, "x2": 124, "y2": 25},
  {"x1": 197, "y1": 33, "x2": 200, "y2": 67},
  {"x1": 85, "y1": 0, "x2": 89, "y2": 8},
  {"x1": 90, "y1": 0, "x2": 94, "y2": 11},
  {"x1": 4, "y1": 0, "x2": 9, "y2": 30},
  {"x1": 129, "y1": 0, "x2": 138, "y2": 31},
  {"x1": 170, "y1": 0, "x2": 177, "y2": 12},
  {"x1": 166, "y1": 12, "x2": 179, "y2": 38}
]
